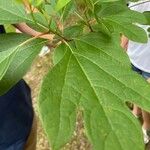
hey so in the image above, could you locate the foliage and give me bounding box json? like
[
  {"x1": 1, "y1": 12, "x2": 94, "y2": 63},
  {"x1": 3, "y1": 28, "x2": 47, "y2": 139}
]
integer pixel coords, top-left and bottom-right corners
[{"x1": 0, "y1": 0, "x2": 150, "y2": 149}]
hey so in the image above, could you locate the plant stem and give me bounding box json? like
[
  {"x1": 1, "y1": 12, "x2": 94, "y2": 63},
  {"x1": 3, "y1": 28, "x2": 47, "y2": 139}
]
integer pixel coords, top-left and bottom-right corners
[
  {"x1": 49, "y1": 28, "x2": 71, "y2": 42},
  {"x1": 75, "y1": 11, "x2": 93, "y2": 31},
  {"x1": 84, "y1": 11, "x2": 93, "y2": 32}
]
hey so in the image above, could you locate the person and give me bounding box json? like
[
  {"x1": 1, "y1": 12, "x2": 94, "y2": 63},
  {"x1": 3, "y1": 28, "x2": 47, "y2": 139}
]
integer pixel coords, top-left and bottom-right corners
[
  {"x1": 121, "y1": 0, "x2": 150, "y2": 144},
  {"x1": 0, "y1": 21, "x2": 53, "y2": 150}
]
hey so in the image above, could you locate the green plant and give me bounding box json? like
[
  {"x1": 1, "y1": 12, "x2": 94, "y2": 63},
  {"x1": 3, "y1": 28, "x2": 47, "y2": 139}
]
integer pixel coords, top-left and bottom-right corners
[{"x1": 0, "y1": 0, "x2": 150, "y2": 149}]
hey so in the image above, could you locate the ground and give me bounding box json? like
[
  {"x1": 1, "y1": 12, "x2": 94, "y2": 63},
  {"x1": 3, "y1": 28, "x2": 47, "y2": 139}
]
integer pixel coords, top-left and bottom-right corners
[{"x1": 24, "y1": 52, "x2": 150, "y2": 150}]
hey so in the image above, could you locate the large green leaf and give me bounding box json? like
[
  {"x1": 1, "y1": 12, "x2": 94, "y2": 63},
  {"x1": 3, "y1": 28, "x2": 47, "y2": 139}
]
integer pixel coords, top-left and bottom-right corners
[
  {"x1": 39, "y1": 32, "x2": 150, "y2": 150},
  {"x1": 0, "y1": 33, "x2": 45, "y2": 95}
]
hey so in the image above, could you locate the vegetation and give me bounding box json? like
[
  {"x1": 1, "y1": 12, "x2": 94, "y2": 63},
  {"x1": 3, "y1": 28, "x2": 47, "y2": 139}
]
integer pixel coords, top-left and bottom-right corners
[{"x1": 0, "y1": 0, "x2": 150, "y2": 149}]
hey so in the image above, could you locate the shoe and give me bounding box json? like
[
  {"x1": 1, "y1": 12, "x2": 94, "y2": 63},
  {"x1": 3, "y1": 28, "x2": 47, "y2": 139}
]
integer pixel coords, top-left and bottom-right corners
[{"x1": 142, "y1": 127, "x2": 150, "y2": 144}]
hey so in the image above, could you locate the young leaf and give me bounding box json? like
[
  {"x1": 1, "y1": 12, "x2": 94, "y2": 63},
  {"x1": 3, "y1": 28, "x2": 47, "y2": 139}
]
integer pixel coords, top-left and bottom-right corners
[
  {"x1": 39, "y1": 32, "x2": 150, "y2": 150},
  {"x1": 55, "y1": 0, "x2": 71, "y2": 11},
  {"x1": 0, "y1": 33, "x2": 45, "y2": 95}
]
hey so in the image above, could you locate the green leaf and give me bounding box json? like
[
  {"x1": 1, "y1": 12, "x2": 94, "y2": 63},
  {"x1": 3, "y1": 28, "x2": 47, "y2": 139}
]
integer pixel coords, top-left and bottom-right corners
[
  {"x1": 0, "y1": 33, "x2": 45, "y2": 95},
  {"x1": 0, "y1": 0, "x2": 31, "y2": 24},
  {"x1": 0, "y1": 50, "x2": 15, "y2": 80},
  {"x1": 27, "y1": 12, "x2": 49, "y2": 32},
  {"x1": 96, "y1": 3, "x2": 148, "y2": 42},
  {"x1": 39, "y1": 32, "x2": 150, "y2": 150},
  {"x1": 105, "y1": 19, "x2": 148, "y2": 43},
  {"x1": 63, "y1": 25, "x2": 84, "y2": 39},
  {"x1": 99, "y1": 4, "x2": 147, "y2": 24},
  {"x1": 39, "y1": 44, "x2": 77, "y2": 150},
  {"x1": 143, "y1": 11, "x2": 150, "y2": 25},
  {"x1": 29, "y1": 0, "x2": 44, "y2": 7},
  {"x1": 4, "y1": 24, "x2": 16, "y2": 33},
  {"x1": 85, "y1": 0, "x2": 94, "y2": 11},
  {"x1": 55, "y1": 0, "x2": 71, "y2": 11},
  {"x1": 45, "y1": 4, "x2": 56, "y2": 15},
  {"x1": 0, "y1": 0, "x2": 48, "y2": 31},
  {"x1": 61, "y1": 1, "x2": 74, "y2": 21}
]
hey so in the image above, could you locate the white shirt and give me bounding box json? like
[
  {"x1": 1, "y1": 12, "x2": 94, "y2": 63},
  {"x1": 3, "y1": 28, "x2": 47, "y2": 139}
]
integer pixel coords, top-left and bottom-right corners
[{"x1": 127, "y1": 1, "x2": 150, "y2": 73}]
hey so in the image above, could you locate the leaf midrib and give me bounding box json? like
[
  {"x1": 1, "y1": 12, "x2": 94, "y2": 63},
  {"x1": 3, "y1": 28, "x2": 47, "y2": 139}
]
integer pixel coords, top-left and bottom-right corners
[
  {"x1": 71, "y1": 52, "x2": 125, "y2": 150},
  {"x1": 0, "y1": 35, "x2": 43, "y2": 81},
  {"x1": 65, "y1": 41, "x2": 148, "y2": 149},
  {"x1": 0, "y1": 48, "x2": 19, "y2": 80},
  {"x1": 53, "y1": 50, "x2": 74, "y2": 148},
  {"x1": 65, "y1": 43, "x2": 126, "y2": 149}
]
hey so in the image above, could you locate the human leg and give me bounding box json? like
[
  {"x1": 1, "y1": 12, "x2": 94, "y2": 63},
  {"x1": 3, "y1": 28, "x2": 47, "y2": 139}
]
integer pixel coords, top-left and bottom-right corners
[
  {"x1": 141, "y1": 74, "x2": 150, "y2": 130},
  {"x1": 142, "y1": 110, "x2": 150, "y2": 130},
  {"x1": 142, "y1": 76, "x2": 150, "y2": 130},
  {"x1": 131, "y1": 65, "x2": 142, "y2": 117},
  {"x1": 131, "y1": 65, "x2": 150, "y2": 143},
  {"x1": 141, "y1": 75, "x2": 150, "y2": 144}
]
